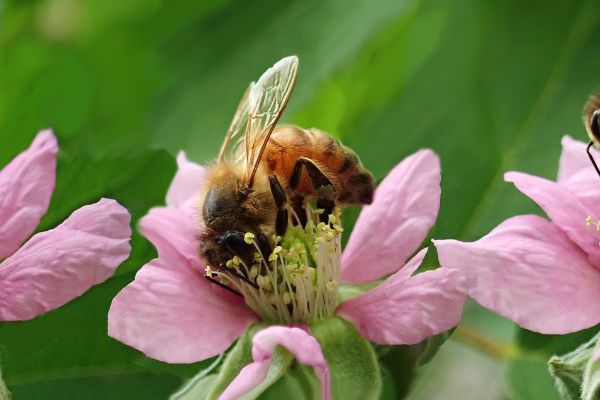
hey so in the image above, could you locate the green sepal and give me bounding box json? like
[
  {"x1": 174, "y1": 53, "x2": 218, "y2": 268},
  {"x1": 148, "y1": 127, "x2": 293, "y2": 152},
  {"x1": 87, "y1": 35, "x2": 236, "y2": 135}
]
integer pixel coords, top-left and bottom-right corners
[
  {"x1": 311, "y1": 316, "x2": 382, "y2": 399},
  {"x1": 170, "y1": 375, "x2": 218, "y2": 400},
  {"x1": 581, "y1": 333, "x2": 600, "y2": 400},
  {"x1": 548, "y1": 331, "x2": 600, "y2": 400},
  {"x1": 171, "y1": 322, "x2": 297, "y2": 400}
]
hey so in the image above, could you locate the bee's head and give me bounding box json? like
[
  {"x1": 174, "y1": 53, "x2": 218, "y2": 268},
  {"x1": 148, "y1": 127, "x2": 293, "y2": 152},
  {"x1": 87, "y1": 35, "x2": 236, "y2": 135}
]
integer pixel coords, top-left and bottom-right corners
[
  {"x1": 584, "y1": 91, "x2": 600, "y2": 146},
  {"x1": 583, "y1": 91, "x2": 600, "y2": 178},
  {"x1": 201, "y1": 164, "x2": 273, "y2": 232},
  {"x1": 590, "y1": 109, "x2": 600, "y2": 143},
  {"x1": 202, "y1": 185, "x2": 239, "y2": 231}
]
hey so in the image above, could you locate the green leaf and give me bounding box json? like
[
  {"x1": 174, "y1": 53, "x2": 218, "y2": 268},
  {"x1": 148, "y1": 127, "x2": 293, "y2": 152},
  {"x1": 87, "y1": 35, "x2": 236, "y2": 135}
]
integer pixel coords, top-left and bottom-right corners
[
  {"x1": 518, "y1": 326, "x2": 600, "y2": 358},
  {"x1": 9, "y1": 372, "x2": 181, "y2": 400},
  {"x1": 508, "y1": 358, "x2": 560, "y2": 400},
  {"x1": 311, "y1": 316, "x2": 381, "y2": 400}
]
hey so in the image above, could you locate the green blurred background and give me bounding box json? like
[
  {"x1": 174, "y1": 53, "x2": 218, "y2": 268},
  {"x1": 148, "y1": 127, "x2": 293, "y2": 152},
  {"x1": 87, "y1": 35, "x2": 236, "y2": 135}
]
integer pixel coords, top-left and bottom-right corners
[{"x1": 1, "y1": 0, "x2": 600, "y2": 398}]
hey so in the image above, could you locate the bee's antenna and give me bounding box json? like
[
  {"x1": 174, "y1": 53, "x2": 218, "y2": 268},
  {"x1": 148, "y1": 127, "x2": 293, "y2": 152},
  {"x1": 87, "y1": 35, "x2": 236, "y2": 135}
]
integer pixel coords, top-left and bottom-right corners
[
  {"x1": 587, "y1": 141, "x2": 600, "y2": 178},
  {"x1": 205, "y1": 275, "x2": 243, "y2": 297}
]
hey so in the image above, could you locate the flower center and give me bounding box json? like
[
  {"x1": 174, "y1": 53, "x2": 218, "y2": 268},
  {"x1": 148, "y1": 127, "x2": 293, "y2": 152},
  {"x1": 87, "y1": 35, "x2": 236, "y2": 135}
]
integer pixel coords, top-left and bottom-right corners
[{"x1": 206, "y1": 207, "x2": 343, "y2": 324}]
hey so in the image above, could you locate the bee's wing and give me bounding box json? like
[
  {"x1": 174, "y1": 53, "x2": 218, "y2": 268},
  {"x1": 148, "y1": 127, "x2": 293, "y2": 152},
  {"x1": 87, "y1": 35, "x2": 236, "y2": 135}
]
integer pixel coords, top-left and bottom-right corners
[
  {"x1": 218, "y1": 83, "x2": 252, "y2": 163},
  {"x1": 243, "y1": 56, "x2": 299, "y2": 186}
]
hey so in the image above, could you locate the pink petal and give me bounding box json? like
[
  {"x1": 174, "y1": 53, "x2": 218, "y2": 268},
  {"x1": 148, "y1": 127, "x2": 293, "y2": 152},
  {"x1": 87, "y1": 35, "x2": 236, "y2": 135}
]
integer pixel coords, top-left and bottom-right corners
[
  {"x1": 391, "y1": 247, "x2": 429, "y2": 283},
  {"x1": 220, "y1": 326, "x2": 330, "y2": 400},
  {"x1": 108, "y1": 257, "x2": 258, "y2": 364},
  {"x1": 341, "y1": 150, "x2": 441, "y2": 284},
  {"x1": 0, "y1": 129, "x2": 57, "y2": 258},
  {"x1": 505, "y1": 171, "x2": 600, "y2": 267},
  {"x1": 557, "y1": 135, "x2": 590, "y2": 182},
  {"x1": 435, "y1": 215, "x2": 600, "y2": 334},
  {"x1": 560, "y1": 168, "x2": 600, "y2": 220},
  {"x1": 166, "y1": 151, "x2": 207, "y2": 208},
  {"x1": 138, "y1": 207, "x2": 201, "y2": 267},
  {"x1": 337, "y1": 253, "x2": 466, "y2": 345},
  {"x1": 0, "y1": 198, "x2": 131, "y2": 321}
]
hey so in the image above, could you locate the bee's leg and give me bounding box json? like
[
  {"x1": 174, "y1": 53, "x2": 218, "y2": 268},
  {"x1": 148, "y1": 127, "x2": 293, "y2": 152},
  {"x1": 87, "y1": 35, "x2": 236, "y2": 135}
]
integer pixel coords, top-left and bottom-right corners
[
  {"x1": 269, "y1": 175, "x2": 289, "y2": 237},
  {"x1": 204, "y1": 274, "x2": 243, "y2": 297},
  {"x1": 216, "y1": 230, "x2": 255, "y2": 268},
  {"x1": 217, "y1": 230, "x2": 272, "y2": 269},
  {"x1": 290, "y1": 195, "x2": 308, "y2": 227},
  {"x1": 256, "y1": 232, "x2": 273, "y2": 262},
  {"x1": 290, "y1": 157, "x2": 336, "y2": 222}
]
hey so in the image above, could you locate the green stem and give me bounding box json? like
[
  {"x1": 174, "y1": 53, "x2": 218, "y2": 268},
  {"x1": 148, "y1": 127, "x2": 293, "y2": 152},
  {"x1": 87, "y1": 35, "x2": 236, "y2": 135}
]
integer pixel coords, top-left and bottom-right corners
[{"x1": 452, "y1": 324, "x2": 517, "y2": 361}]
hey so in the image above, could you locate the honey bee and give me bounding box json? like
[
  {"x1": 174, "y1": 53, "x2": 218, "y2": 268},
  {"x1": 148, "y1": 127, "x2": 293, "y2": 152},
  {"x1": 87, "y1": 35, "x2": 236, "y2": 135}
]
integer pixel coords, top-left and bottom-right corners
[
  {"x1": 198, "y1": 56, "x2": 375, "y2": 275},
  {"x1": 584, "y1": 90, "x2": 600, "y2": 177}
]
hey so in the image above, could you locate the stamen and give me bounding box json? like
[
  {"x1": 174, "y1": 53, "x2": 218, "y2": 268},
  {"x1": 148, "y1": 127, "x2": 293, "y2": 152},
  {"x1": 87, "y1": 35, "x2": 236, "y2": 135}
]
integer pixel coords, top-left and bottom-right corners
[{"x1": 205, "y1": 205, "x2": 343, "y2": 324}]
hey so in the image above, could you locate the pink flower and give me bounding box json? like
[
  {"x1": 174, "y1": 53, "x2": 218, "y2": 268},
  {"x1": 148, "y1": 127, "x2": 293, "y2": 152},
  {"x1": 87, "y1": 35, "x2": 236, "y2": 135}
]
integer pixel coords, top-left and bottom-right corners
[
  {"x1": 108, "y1": 149, "x2": 467, "y2": 398},
  {"x1": 434, "y1": 136, "x2": 600, "y2": 334},
  {"x1": 0, "y1": 129, "x2": 132, "y2": 321}
]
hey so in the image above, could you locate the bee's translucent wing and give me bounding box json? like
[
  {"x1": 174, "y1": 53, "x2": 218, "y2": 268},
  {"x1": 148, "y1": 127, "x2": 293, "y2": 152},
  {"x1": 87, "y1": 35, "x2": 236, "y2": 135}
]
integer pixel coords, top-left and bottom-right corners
[
  {"x1": 218, "y1": 83, "x2": 252, "y2": 163},
  {"x1": 244, "y1": 56, "x2": 299, "y2": 186}
]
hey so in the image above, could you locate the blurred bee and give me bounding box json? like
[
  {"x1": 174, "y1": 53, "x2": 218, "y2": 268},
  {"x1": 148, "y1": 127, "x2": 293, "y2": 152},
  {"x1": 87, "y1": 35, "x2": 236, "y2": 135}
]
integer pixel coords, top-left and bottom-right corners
[
  {"x1": 584, "y1": 90, "x2": 600, "y2": 177},
  {"x1": 198, "y1": 56, "x2": 375, "y2": 275}
]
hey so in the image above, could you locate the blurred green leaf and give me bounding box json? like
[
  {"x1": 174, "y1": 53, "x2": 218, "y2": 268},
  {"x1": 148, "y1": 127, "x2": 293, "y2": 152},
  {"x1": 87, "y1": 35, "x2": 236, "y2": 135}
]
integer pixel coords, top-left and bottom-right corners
[
  {"x1": 508, "y1": 358, "x2": 560, "y2": 400},
  {"x1": 9, "y1": 372, "x2": 181, "y2": 400},
  {"x1": 518, "y1": 326, "x2": 600, "y2": 358},
  {"x1": 2, "y1": 0, "x2": 600, "y2": 398}
]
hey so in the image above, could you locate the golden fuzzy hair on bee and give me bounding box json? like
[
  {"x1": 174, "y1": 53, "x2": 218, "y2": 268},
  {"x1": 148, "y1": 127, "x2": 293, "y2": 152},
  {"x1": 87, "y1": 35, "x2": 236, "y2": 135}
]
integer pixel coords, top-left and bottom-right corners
[
  {"x1": 583, "y1": 90, "x2": 600, "y2": 145},
  {"x1": 198, "y1": 161, "x2": 275, "y2": 233}
]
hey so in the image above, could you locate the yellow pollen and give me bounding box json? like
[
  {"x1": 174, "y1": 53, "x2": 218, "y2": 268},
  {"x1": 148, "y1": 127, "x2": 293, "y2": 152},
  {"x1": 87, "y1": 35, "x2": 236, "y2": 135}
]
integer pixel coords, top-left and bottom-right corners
[
  {"x1": 244, "y1": 232, "x2": 255, "y2": 244},
  {"x1": 325, "y1": 280, "x2": 337, "y2": 292},
  {"x1": 249, "y1": 265, "x2": 259, "y2": 278},
  {"x1": 204, "y1": 266, "x2": 212, "y2": 277},
  {"x1": 587, "y1": 216, "x2": 594, "y2": 226},
  {"x1": 283, "y1": 292, "x2": 292, "y2": 305}
]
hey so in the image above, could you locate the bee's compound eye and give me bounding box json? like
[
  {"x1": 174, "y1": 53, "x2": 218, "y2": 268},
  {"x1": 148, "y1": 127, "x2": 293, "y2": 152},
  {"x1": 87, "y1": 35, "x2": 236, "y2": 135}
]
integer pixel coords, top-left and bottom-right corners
[
  {"x1": 592, "y1": 109, "x2": 600, "y2": 141},
  {"x1": 203, "y1": 188, "x2": 235, "y2": 227}
]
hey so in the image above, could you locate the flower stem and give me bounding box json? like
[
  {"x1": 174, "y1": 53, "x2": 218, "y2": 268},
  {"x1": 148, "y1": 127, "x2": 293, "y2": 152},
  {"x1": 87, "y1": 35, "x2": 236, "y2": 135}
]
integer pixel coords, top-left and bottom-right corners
[{"x1": 453, "y1": 324, "x2": 517, "y2": 360}]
